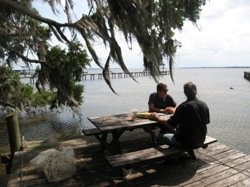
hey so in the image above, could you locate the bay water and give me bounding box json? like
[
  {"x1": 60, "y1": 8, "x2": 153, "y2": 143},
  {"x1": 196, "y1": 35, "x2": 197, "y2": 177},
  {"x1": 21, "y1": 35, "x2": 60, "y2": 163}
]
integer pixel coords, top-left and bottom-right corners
[
  {"x1": 1, "y1": 67, "x2": 250, "y2": 156},
  {"x1": 81, "y1": 67, "x2": 250, "y2": 155}
]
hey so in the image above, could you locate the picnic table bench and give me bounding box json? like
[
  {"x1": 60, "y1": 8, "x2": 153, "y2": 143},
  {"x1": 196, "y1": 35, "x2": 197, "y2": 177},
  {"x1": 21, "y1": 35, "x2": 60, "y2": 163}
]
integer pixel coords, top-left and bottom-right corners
[
  {"x1": 82, "y1": 128, "x2": 101, "y2": 136},
  {"x1": 105, "y1": 136, "x2": 217, "y2": 172}
]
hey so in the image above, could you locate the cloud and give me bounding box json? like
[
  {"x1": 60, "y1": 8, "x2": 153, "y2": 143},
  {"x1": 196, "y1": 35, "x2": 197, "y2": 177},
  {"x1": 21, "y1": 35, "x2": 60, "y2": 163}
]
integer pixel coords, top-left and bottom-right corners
[
  {"x1": 175, "y1": 0, "x2": 250, "y2": 67},
  {"x1": 97, "y1": 0, "x2": 250, "y2": 68},
  {"x1": 33, "y1": 0, "x2": 250, "y2": 68}
]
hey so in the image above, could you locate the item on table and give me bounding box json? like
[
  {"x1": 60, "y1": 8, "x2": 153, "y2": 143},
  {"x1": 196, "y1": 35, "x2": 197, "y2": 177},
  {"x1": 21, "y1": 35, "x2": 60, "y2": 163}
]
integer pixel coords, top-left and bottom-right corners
[
  {"x1": 137, "y1": 112, "x2": 156, "y2": 119},
  {"x1": 131, "y1": 109, "x2": 137, "y2": 120}
]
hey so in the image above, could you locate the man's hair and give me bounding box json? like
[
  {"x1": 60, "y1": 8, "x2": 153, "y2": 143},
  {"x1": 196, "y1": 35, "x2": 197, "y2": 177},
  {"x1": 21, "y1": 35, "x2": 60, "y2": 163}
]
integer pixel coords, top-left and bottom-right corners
[
  {"x1": 157, "y1": 83, "x2": 167, "y2": 91},
  {"x1": 184, "y1": 82, "x2": 197, "y2": 99}
]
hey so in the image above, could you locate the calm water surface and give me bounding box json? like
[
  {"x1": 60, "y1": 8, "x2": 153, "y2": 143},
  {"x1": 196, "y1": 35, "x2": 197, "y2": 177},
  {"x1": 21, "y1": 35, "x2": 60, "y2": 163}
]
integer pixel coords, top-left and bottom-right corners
[{"x1": 1, "y1": 68, "x2": 250, "y2": 156}]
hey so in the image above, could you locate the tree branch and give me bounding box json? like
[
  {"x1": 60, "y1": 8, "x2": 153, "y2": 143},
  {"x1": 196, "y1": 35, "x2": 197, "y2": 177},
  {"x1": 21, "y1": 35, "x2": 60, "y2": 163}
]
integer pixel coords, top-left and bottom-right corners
[
  {"x1": 0, "y1": 0, "x2": 73, "y2": 43},
  {"x1": 5, "y1": 47, "x2": 52, "y2": 68},
  {"x1": 0, "y1": 99, "x2": 15, "y2": 108}
]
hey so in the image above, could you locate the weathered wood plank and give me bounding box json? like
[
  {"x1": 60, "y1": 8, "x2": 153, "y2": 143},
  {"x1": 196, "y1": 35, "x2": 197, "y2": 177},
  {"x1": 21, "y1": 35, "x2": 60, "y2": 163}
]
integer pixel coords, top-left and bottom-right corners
[
  {"x1": 82, "y1": 128, "x2": 101, "y2": 136},
  {"x1": 200, "y1": 143, "x2": 232, "y2": 156},
  {"x1": 180, "y1": 148, "x2": 250, "y2": 187},
  {"x1": 182, "y1": 164, "x2": 231, "y2": 186},
  {"x1": 207, "y1": 172, "x2": 249, "y2": 187},
  {"x1": 234, "y1": 160, "x2": 250, "y2": 174},
  {"x1": 5, "y1": 133, "x2": 250, "y2": 187},
  {"x1": 7, "y1": 174, "x2": 46, "y2": 187},
  {"x1": 106, "y1": 136, "x2": 217, "y2": 168},
  {"x1": 193, "y1": 168, "x2": 241, "y2": 186},
  {"x1": 232, "y1": 177, "x2": 250, "y2": 187}
]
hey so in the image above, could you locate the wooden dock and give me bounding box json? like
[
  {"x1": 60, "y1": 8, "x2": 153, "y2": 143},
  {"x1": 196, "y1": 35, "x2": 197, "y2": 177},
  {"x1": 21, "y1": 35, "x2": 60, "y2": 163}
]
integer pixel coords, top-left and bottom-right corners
[
  {"x1": 244, "y1": 71, "x2": 250, "y2": 81},
  {"x1": 3, "y1": 128, "x2": 250, "y2": 187}
]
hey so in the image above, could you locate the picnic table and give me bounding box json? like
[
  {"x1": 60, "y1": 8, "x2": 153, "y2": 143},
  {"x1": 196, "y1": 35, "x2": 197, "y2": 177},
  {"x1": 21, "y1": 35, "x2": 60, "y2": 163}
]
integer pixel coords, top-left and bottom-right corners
[
  {"x1": 85, "y1": 113, "x2": 170, "y2": 154},
  {"x1": 84, "y1": 113, "x2": 217, "y2": 173}
]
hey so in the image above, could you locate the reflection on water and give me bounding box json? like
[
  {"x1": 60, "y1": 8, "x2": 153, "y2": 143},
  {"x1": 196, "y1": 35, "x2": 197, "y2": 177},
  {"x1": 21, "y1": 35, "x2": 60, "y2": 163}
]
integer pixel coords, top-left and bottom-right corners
[
  {"x1": 0, "y1": 110, "x2": 83, "y2": 154},
  {"x1": 0, "y1": 110, "x2": 83, "y2": 174}
]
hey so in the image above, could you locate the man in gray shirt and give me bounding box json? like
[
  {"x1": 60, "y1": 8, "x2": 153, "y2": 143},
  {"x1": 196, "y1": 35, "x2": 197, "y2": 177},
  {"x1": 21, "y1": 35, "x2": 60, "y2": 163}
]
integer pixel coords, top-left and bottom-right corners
[{"x1": 148, "y1": 82, "x2": 177, "y2": 114}]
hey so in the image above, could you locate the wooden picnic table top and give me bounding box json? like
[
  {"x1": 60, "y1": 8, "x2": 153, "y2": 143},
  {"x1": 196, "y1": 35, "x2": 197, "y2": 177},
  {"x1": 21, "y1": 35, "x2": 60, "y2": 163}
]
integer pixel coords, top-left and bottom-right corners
[
  {"x1": 86, "y1": 113, "x2": 171, "y2": 154},
  {"x1": 87, "y1": 113, "x2": 169, "y2": 132}
]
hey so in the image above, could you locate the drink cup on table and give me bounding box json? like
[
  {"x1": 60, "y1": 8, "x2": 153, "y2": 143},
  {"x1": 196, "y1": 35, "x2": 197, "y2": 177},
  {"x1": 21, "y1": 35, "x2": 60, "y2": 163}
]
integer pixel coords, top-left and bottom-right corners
[{"x1": 131, "y1": 109, "x2": 137, "y2": 120}]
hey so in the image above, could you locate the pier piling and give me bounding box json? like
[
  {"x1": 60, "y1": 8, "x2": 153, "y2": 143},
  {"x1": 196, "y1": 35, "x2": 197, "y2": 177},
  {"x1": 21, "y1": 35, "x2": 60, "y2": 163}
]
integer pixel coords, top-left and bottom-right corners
[{"x1": 244, "y1": 71, "x2": 250, "y2": 81}]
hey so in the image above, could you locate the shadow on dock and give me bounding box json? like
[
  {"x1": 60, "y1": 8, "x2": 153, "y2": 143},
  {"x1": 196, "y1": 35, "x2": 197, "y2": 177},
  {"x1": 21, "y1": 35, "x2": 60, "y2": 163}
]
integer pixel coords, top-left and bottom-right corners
[{"x1": 4, "y1": 129, "x2": 250, "y2": 187}]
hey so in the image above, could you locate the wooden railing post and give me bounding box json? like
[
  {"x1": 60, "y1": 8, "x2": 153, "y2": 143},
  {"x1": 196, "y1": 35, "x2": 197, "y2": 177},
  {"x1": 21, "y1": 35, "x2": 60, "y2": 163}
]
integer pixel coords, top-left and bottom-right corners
[{"x1": 6, "y1": 112, "x2": 21, "y2": 156}]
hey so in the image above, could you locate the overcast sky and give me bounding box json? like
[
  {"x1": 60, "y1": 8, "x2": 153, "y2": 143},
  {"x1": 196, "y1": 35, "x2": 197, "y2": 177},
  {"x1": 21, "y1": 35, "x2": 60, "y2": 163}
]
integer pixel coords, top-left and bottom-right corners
[
  {"x1": 34, "y1": 0, "x2": 250, "y2": 68},
  {"x1": 175, "y1": 0, "x2": 250, "y2": 68}
]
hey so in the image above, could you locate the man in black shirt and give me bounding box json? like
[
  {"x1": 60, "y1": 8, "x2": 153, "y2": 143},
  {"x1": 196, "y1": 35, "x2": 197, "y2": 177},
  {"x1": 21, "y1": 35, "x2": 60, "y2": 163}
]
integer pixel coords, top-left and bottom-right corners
[{"x1": 156, "y1": 82, "x2": 210, "y2": 158}]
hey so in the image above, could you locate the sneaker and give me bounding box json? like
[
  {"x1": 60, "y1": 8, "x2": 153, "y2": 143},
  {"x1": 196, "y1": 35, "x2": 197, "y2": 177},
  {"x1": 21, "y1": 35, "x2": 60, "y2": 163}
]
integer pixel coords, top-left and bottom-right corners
[
  {"x1": 187, "y1": 150, "x2": 196, "y2": 160},
  {"x1": 201, "y1": 144, "x2": 208, "y2": 149}
]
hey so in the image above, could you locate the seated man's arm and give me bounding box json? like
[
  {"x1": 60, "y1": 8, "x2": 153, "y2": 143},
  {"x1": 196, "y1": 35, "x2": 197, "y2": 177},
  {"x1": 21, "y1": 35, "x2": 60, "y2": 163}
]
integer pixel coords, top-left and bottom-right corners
[
  {"x1": 149, "y1": 103, "x2": 165, "y2": 113},
  {"x1": 149, "y1": 103, "x2": 176, "y2": 114},
  {"x1": 157, "y1": 116, "x2": 176, "y2": 133},
  {"x1": 165, "y1": 105, "x2": 177, "y2": 114}
]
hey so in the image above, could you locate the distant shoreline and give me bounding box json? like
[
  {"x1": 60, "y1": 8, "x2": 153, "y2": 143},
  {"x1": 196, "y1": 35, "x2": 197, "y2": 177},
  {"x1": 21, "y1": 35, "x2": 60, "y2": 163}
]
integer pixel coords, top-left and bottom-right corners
[
  {"x1": 177, "y1": 66, "x2": 250, "y2": 69},
  {"x1": 85, "y1": 66, "x2": 250, "y2": 70},
  {"x1": 14, "y1": 66, "x2": 250, "y2": 71}
]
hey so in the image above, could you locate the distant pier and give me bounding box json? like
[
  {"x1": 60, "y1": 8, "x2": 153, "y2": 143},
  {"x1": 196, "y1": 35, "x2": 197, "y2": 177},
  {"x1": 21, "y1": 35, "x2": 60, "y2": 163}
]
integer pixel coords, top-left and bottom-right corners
[
  {"x1": 19, "y1": 70, "x2": 170, "y2": 83},
  {"x1": 81, "y1": 70, "x2": 169, "y2": 81},
  {"x1": 244, "y1": 71, "x2": 250, "y2": 81},
  {"x1": 19, "y1": 75, "x2": 35, "y2": 84}
]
